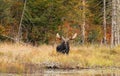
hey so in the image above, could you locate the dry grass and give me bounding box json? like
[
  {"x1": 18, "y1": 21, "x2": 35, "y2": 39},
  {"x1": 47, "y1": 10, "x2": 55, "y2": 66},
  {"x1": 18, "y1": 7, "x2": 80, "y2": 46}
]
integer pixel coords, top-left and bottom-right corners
[{"x1": 0, "y1": 43, "x2": 120, "y2": 73}]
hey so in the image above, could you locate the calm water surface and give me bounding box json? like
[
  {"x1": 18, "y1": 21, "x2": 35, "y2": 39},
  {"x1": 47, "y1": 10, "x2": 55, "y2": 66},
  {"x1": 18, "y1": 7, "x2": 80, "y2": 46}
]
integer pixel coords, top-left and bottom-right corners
[
  {"x1": 0, "y1": 68, "x2": 120, "y2": 76},
  {"x1": 44, "y1": 69, "x2": 120, "y2": 76}
]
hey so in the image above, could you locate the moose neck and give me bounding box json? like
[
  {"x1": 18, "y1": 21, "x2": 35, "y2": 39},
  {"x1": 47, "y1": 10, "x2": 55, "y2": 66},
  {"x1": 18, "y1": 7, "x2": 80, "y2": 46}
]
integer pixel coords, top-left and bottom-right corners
[{"x1": 61, "y1": 41, "x2": 69, "y2": 48}]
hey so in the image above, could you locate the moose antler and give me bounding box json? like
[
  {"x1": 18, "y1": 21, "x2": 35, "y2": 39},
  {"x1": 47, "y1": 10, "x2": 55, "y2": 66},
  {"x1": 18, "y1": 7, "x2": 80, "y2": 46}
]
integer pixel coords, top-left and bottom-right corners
[
  {"x1": 70, "y1": 33, "x2": 77, "y2": 40},
  {"x1": 56, "y1": 33, "x2": 61, "y2": 39},
  {"x1": 56, "y1": 33, "x2": 66, "y2": 40}
]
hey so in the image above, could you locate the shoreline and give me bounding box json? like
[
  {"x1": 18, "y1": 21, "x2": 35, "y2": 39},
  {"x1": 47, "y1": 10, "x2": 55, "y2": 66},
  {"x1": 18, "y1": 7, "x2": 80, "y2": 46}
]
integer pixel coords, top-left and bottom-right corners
[{"x1": 0, "y1": 43, "x2": 120, "y2": 74}]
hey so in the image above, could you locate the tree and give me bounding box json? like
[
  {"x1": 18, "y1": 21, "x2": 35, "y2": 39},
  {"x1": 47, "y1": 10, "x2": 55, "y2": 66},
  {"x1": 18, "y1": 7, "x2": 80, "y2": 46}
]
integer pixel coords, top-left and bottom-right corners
[
  {"x1": 0, "y1": 0, "x2": 115, "y2": 45},
  {"x1": 17, "y1": 0, "x2": 27, "y2": 43},
  {"x1": 82, "y1": 0, "x2": 86, "y2": 44},
  {"x1": 111, "y1": 0, "x2": 120, "y2": 47},
  {"x1": 103, "y1": 0, "x2": 107, "y2": 45}
]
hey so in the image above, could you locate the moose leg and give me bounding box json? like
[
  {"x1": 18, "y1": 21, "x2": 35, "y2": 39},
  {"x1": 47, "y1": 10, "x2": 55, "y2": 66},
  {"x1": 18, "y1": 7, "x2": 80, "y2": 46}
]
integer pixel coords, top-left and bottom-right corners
[
  {"x1": 65, "y1": 50, "x2": 69, "y2": 54},
  {"x1": 65, "y1": 47, "x2": 69, "y2": 54},
  {"x1": 56, "y1": 45, "x2": 61, "y2": 52}
]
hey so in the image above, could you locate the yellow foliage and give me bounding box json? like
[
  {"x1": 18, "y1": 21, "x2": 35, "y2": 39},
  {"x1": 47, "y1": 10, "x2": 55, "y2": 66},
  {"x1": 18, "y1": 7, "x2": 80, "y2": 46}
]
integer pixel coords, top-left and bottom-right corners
[
  {"x1": 0, "y1": 43, "x2": 120, "y2": 73},
  {"x1": 0, "y1": 25, "x2": 5, "y2": 34}
]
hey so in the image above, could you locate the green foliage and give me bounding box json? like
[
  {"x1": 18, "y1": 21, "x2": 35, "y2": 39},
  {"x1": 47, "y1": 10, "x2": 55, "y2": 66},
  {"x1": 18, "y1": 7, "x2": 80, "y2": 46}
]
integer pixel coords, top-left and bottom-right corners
[
  {"x1": 87, "y1": 30, "x2": 99, "y2": 43},
  {"x1": 0, "y1": 0, "x2": 11, "y2": 25},
  {"x1": 22, "y1": 0, "x2": 84, "y2": 44},
  {"x1": 87, "y1": 26, "x2": 102, "y2": 43},
  {"x1": 0, "y1": 0, "x2": 112, "y2": 44},
  {"x1": 88, "y1": 0, "x2": 111, "y2": 25}
]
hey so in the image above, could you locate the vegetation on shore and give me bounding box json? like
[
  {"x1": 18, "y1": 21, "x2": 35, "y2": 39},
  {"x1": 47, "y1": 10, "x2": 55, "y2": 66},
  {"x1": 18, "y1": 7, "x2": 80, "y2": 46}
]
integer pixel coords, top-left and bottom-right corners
[{"x1": 0, "y1": 43, "x2": 120, "y2": 73}]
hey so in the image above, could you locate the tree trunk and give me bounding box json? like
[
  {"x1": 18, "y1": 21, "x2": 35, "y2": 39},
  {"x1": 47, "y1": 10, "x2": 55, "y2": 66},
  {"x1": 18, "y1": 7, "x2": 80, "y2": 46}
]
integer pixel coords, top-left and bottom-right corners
[
  {"x1": 103, "y1": 0, "x2": 107, "y2": 45},
  {"x1": 111, "y1": 0, "x2": 115, "y2": 47},
  {"x1": 116, "y1": 0, "x2": 120, "y2": 44},
  {"x1": 17, "y1": 0, "x2": 27, "y2": 43},
  {"x1": 82, "y1": 0, "x2": 86, "y2": 44},
  {"x1": 111, "y1": 0, "x2": 117, "y2": 47}
]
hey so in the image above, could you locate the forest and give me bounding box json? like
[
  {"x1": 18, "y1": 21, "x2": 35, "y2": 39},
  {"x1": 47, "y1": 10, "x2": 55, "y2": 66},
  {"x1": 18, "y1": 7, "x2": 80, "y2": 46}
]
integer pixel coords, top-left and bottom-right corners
[
  {"x1": 0, "y1": 0, "x2": 113, "y2": 46},
  {"x1": 0, "y1": 0, "x2": 120, "y2": 75}
]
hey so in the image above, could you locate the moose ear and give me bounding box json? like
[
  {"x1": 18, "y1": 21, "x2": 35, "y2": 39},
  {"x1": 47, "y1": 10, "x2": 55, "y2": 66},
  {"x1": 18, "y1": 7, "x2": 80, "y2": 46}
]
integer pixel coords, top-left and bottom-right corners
[
  {"x1": 56, "y1": 33, "x2": 61, "y2": 39},
  {"x1": 71, "y1": 33, "x2": 77, "y2": 40}
]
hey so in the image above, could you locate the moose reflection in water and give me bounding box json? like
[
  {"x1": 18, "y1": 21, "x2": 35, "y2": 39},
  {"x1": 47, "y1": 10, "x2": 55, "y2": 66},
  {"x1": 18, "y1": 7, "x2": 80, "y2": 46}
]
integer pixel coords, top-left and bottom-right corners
[{"x1": 56, "y1": 33, "x2": 77, "y2": 54}]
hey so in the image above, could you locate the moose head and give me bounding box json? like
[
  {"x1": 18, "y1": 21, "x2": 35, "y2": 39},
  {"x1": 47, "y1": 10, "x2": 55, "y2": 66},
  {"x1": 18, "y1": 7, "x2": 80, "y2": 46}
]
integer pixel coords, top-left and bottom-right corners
[{"x1": 56, "y1": 33, "x2": 77, "y2": 54}]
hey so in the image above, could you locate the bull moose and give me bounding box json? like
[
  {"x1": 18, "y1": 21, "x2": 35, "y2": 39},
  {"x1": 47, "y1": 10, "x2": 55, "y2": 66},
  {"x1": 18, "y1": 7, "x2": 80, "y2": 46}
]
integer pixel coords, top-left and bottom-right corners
[{"x1": 56, "y1": 33, "x2": 77, "y2": 54}]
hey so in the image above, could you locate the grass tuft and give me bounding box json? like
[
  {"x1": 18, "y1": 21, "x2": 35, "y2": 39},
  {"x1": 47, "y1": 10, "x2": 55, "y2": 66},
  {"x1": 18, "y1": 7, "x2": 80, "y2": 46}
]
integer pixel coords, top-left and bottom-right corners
[{"x1": 0, "y1": 43, "x2": 120, "y2": 73}]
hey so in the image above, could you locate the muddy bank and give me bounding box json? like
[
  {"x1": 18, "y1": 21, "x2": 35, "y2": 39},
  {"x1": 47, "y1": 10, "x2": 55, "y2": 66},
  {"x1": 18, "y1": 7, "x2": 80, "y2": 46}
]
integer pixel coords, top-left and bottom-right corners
[
  {"x1": 1, "y1": 67, "x2": 120, "y2": 76},
  {"x1": 41, "y1": 61, "x2": 120, "y2": 70},
  {"x1": 0, "y1": 63, "x2": 43, "y2": 74},
  {"x1": 3, "y1": 62, "x2": 120, "y2": 74}
]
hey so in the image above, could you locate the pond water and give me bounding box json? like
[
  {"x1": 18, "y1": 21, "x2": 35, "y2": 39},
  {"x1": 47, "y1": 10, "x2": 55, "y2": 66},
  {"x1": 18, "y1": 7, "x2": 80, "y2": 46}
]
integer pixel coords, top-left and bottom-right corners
[
  {"x1": 43, "y1": 69, "x2": 120, "y2": 76},
  {"x1": 1, "y1": 68, "x2": 120, "y2": 76}
]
